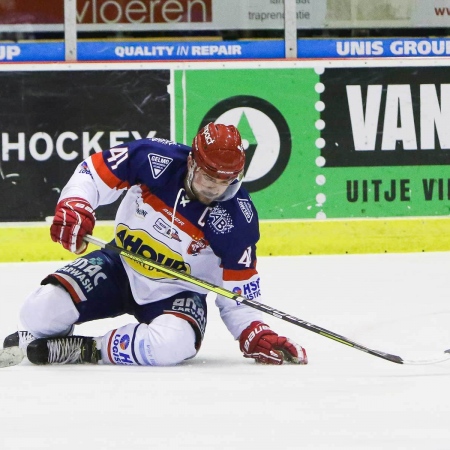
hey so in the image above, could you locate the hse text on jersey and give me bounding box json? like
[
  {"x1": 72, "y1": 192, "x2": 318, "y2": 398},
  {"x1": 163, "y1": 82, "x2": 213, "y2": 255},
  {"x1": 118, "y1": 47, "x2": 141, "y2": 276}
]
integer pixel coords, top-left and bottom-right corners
[{"x1": 233, "y1": 278, "x2": 261, "y2": 300}]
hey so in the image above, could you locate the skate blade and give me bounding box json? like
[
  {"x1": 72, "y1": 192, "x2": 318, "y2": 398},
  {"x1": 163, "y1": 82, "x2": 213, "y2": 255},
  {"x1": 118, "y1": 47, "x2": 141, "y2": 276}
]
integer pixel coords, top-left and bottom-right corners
[{"x1": 0, "y1": 347, "x2": 25, "y2": 368}]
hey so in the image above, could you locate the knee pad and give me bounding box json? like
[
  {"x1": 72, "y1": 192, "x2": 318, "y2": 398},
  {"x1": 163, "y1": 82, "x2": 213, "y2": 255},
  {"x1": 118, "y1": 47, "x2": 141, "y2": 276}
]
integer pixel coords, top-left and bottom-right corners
[
  {"x1": 101, "y1": 314, "x2": 196, "y2": 366},
  {"x1": 20, "y1": 284, "x2": 80, "y2": 338}
]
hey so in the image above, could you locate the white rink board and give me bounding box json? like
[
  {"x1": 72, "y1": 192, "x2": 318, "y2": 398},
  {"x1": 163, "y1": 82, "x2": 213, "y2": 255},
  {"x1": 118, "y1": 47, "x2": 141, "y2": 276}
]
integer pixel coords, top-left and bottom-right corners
[{"x1": 1, "y1": 252, "x2": 450, "y2": 449}]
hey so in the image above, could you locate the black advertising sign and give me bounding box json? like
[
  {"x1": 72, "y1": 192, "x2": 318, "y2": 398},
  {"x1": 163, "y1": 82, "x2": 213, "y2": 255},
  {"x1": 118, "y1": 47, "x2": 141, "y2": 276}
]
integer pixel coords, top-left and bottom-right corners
[
  {"x1": 0, "y1": 70, "x2": 170, "y2": 221},
  {"x1": 319, "y1": 66, "x2": 450, "y2": 217},
  {"x1": 321, "y1": 67, "x2": 450, "y2": 167}
]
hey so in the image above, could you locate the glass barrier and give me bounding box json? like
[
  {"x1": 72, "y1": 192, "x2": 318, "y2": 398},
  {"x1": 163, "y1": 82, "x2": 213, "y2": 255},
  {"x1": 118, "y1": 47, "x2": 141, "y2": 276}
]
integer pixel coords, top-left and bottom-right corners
[{"x1": 0, "y1": 0, "x2": 448, "y2": 61}]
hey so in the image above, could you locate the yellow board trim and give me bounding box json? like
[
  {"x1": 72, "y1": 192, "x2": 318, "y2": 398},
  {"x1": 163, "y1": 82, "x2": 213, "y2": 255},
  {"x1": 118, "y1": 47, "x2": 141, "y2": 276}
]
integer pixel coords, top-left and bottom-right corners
[
  {"x1": 259, "y1": 217, "x2": 450, "y2": 255},
  {"x1": 1, "y1": 218, "x2": 450, "y2": 262},
  {"x1": 0, "y1": 224, "x2": 114, "y2": 263}
]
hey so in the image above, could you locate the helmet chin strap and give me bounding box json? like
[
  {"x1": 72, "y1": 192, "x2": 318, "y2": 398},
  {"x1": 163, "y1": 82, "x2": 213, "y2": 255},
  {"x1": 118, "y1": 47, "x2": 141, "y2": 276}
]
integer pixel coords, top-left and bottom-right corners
[{"x1": 184, "y1": 155, "x2": 197, "y2": 201}]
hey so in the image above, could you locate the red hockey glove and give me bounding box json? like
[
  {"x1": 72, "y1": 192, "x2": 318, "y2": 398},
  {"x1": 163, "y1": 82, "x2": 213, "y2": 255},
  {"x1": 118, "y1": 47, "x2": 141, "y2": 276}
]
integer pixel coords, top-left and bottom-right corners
[
  {"x1": 50, "y1": 197, "x2": 95, "y2": 254},
  {"x1": 239, "y1": 321, "x2": 308, "y2": 365}
]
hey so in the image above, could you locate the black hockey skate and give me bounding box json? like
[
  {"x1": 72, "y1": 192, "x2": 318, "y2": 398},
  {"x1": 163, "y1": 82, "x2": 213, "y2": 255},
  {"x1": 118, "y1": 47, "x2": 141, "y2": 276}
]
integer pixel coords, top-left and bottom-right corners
[
  {"x1": 27, "y1": 336, "x2": 100, "y2": 365},
  {"x1": 3, "y1": 331, "x2": 35, "y2": 348}
]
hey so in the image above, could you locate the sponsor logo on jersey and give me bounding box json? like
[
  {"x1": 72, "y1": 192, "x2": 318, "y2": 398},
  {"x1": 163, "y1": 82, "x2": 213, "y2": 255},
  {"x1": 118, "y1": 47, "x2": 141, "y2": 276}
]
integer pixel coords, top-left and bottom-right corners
[
  {"x1": 187, "y1": 237, "x2": 208, "y2": 256},
  {"x1": 148, "y1": 153, "x2": 173, "y2": 179},
  {"x1": 120, "y1": 335, "x2": 130, "y2": 350},
  {"x1": 208, "y1": 205, "x2": 234, "y2": 234},
  {"x1": 87, "y1": 257, "x2": 104, "y2": 266},
  {"x1": 111, "y1": 333, "x2": 134, "y2": 365},
  {"x1": 233, "y1": 277, "x2": 260, "y2": 300},
  {"x1": 162, "y1": 208, "x2": 185, "y2": 226},
  {"x1": 170, "y1": 295, "x2": 207, "y2": 336},
  {"x1": 153, "y1": 217, "x2": 181, "y2": 241},
  {"x1": 79, "y1": 161, "x2": 92, "y2": 176},
  {"x1": 115, "y1": 224, "x2": 191, "y2": 279},
  {"x1": 237, "y1": 198, "x2": 253, "y2": 223},
  {"x1": 231, "y1": 287, "x2": 242, "y2": 305},
  {"x1": 135, "y1": 200, "x2": 148, "y2": 219},
  {"x1": 149, "y1": 137, "x2": 175, "y2": 146},
  {"x1": 56, "y1": 257, "x2": 107, "y2": 294}
]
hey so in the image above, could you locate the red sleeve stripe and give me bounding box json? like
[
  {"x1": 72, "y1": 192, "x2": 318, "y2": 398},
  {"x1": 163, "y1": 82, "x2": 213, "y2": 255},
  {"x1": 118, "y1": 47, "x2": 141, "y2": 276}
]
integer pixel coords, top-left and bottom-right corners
[
  {"x1": 107, "y1": 329, "x2": 118, "y2": 364},
  {"x1": 91, "y1": 152, "x2": 130, "y2": 190},
  {"x1": 142, "y1": 188, "x2": 206, "y2": 241},
  {"x1": 223, "y1": 268, "x2": 258, "y2": 281}
]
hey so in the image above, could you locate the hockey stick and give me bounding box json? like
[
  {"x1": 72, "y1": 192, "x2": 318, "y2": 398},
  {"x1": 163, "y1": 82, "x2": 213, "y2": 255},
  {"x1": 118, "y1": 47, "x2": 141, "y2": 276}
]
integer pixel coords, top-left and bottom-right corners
[{"x1": 84, "y1": 234, "x2": 450, "y2": 365}]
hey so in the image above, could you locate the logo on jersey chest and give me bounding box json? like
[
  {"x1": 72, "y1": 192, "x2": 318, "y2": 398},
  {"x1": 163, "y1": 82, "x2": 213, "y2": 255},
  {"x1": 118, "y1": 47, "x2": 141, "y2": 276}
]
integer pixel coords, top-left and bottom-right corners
[
  {"x1": 115, "y1": 224, "x2": 190, "y2": 279},
  {"x1": 208, "y1": 205, "x2": 234, "y2": 234},
  {"x1": 153, "y1": 218, "x2": 182, "y2": 241},
  {"x1": 135, "y1": 200, "x2": 148, "y2": 219},
  {"x1": 148, "y1": 153, "x2": 173, "y2": 179},
  {"x1": 237, "y1": 198, "x2": 253, "y2": 223},
  {"x1": 187, "y1": 237, "x2": 208, "y2": 256}
]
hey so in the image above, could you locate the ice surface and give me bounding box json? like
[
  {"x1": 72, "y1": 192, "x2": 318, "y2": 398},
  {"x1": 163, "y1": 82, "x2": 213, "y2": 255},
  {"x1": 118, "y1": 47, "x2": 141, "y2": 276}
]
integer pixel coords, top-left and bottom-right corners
[{"x1": 1, "y1": 252, "x2": 450, "y2": 449}]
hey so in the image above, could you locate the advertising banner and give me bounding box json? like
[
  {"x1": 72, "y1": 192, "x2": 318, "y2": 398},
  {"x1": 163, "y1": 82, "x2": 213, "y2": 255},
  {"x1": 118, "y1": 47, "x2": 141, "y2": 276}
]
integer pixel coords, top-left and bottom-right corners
[
  {"x1": 2, "y1": 0, "x2": 450, "y2": 32},
  {"x1": 299, "y1": 38, "x2": 450, "y2": 58},
  {"x1": 173, "y1": 68, "x2": 322, "y2": 220},
  {"x1": 0, "y1": 69, "x2": 170, "y2": 221},
  {"x1": 2, "y1": 62, "x2": 450, "y2": 223},
  {"x1": 174, "y1": 64, "x2": 450, "y2": 220},
  {"x1": 6, "y1": 38, "x2": 450, "y2": 63},
  {"x1": 0, "y1": 0, "x2": 322, "y2": 31},
  {"x1": 319, "y1": 66, "x2": 450, "y2": 218},
  {"x1": 0, "y1": 41, "x2": 284, "y2": 62},
  {"x1": 79, "y1": 40, "x2": 284, "y2": 61}
]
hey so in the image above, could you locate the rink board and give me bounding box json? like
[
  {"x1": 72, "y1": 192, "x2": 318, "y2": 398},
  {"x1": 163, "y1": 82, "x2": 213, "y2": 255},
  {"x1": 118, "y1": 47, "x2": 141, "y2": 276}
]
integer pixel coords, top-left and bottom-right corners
[
  {"x1": 2, "y1": 217, "x2": 450, "y2": 262},
  {"x1": 1, "y1": 60, "x2": 450, "y2": 261}
]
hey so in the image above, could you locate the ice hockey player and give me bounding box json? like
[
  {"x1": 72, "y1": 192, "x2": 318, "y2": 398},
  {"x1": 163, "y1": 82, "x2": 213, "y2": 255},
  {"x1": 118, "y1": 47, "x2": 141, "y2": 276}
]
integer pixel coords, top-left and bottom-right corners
[{"x1": 2, "y1": 123, "x2": 307, "y2": 367}]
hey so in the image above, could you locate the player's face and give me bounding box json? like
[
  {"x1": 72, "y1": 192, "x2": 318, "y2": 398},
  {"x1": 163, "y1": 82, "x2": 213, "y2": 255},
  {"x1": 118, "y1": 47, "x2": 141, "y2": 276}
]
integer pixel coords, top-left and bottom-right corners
[{"x1": 191, "y1": 167, "x2": 233, "y2": 205}]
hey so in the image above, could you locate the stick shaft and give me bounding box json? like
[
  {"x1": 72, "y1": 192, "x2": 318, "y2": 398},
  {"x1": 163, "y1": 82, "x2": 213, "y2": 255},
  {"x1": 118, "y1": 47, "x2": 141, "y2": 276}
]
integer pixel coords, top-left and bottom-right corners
[{"x1": 83, "y1": 234, "x2": 403, "y2": 364}]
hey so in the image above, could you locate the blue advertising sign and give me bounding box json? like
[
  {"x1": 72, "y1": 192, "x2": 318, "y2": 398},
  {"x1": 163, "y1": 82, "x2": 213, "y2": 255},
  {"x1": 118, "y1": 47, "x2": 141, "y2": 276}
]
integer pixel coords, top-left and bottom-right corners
[
  {"x1": 0, "y1": 40, "x2": 284, "y2": 62},
  {"x1": 298, "y1": 38, "x2": 450, "y2": 58},
  {"x1": 78, "y1": 40, "x2": 284, "y2": 60},
  {"x1": 0, "y1": 43, "x2": 64, "y2": 62},
  {"x1": 3, "y1": 38, "x2": 450, "y2": 62}
]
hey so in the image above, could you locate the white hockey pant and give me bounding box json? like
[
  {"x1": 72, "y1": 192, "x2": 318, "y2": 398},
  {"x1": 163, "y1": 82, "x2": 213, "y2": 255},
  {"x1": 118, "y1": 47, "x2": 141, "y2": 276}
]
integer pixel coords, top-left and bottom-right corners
[
  {"x1": 20, "y1": 284, "x2": 79, "y2": 338},
  {"x1": 19, "y1": 283, "x2": 197, "y2": 366}
]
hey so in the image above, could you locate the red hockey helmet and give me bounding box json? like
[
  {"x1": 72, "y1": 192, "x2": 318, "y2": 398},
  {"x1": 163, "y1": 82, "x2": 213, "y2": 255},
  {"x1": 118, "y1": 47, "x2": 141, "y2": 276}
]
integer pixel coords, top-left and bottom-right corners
[{"x1": 192, "y1": 122, "x2": 245, "y2": 181}]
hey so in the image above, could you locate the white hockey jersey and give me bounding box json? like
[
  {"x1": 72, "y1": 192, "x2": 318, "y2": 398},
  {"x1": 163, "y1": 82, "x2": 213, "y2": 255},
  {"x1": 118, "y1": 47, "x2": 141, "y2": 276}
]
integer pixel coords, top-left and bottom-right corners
[{"x1": 59, "y1": 137, "x2": 263, "y2": 339}]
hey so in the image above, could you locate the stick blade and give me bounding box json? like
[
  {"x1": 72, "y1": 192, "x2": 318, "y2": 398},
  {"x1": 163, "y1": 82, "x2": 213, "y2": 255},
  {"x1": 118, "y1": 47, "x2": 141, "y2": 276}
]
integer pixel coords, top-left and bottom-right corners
[
  {"x1": 372, "y1": 349, "x2": 450, "y2": 365},
  {"x1": 401, "y1": 352, "x2": 450, "y2": 365},
  {"x1": 0, "y1": 347, "x2": 25, "y2": 368}
]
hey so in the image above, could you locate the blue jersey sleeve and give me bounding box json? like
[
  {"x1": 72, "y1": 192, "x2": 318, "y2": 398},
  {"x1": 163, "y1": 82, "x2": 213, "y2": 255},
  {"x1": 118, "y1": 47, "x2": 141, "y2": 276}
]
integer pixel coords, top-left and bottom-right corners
[{"x1": 91, "y1": 138, "x2": 190, "y2": 190}]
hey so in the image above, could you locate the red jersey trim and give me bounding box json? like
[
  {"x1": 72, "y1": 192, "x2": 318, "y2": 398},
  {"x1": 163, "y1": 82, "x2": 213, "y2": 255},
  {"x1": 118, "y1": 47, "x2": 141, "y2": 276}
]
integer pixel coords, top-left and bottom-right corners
[
  {"x1": 91, "y1": 152, "x2": 130, "y2": 190},
  {"x1": 51, "y1": 274, "x2": 83, "y2": 303},
  {"x1": 223, "y1": 268, "x2": 258, "y2": 281},
  {"x1": 107, "y1": 329, "x2": 118, "y2": 364},
  {"x1": 141, "y1": 187, "x2": 206, "y2": 241}
]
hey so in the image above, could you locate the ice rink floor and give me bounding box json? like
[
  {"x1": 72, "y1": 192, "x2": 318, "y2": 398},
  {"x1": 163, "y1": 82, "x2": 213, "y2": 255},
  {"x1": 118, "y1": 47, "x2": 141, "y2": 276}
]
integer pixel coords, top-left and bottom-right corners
[{"x1": 1, "y1": 252, "x2": 450, "y2": 449}]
